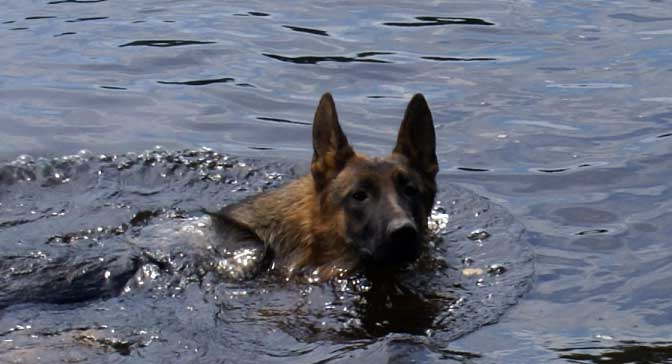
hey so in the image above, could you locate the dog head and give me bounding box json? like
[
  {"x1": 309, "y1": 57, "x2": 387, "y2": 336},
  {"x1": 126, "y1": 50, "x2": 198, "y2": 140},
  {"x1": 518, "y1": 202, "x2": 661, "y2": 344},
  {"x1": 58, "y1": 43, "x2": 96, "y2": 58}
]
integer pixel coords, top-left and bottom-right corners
[{"x1": 310, "y1": 93, "x2": 438, "y2": 268}]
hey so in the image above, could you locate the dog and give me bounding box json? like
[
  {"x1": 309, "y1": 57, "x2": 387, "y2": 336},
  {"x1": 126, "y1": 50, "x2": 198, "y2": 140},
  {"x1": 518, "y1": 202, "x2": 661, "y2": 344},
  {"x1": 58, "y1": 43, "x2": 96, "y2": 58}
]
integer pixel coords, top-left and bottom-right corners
[{"x1": 212, "y1": 93, "x2": 438, "y2": 281}]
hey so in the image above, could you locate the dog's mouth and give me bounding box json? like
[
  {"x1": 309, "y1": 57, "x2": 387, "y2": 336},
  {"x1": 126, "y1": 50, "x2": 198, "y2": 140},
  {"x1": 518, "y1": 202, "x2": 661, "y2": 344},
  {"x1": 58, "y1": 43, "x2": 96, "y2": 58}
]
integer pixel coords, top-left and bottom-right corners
[{"x1": 359, "y1": 239, "x2": 421, "y2": 268}]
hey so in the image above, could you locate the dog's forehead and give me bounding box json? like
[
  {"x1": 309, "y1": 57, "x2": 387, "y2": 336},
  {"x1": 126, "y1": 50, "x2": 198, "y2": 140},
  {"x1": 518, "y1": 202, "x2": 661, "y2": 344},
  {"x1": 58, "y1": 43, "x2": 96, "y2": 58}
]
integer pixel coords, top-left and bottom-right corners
[{"x1": 346, "y1": 155, "x2": 409, "y2": 179}]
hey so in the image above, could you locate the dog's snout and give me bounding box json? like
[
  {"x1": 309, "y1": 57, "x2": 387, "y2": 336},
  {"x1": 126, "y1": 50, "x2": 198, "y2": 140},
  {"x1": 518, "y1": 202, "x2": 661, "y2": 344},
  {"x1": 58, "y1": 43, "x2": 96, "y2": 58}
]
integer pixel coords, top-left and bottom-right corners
[
  {"x1": 369, "y1": 219, "x2": 420, "y2": 266},
  {"x1": 387, "y1": 220, "x2": 418, "y2": 244}
]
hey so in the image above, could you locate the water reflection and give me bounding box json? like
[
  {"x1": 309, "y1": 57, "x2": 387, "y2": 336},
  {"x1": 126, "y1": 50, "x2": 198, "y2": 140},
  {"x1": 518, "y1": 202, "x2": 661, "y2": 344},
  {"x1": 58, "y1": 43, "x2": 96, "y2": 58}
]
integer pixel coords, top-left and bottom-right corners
[{"x1": 356, "y1": 274, "x2": 445, "y2": 337}]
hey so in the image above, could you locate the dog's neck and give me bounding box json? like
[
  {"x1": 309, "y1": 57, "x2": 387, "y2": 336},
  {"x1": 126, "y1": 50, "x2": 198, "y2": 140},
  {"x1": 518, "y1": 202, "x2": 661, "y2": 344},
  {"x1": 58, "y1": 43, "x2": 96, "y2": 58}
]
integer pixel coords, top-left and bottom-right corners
[{"x1": 224, "y1": 175, "x2": 358, "y2": 278}]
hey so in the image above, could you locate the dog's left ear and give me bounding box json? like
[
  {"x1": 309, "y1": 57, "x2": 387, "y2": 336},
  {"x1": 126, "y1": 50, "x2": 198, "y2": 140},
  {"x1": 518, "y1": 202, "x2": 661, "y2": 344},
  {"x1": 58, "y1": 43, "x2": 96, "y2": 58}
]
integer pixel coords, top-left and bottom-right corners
[
  {"x1": 393, "y1": 93, "x2": 438, "y2": 179},
  {"x1": 311, "y1": 93, "x2": 355, "y2": 191}
]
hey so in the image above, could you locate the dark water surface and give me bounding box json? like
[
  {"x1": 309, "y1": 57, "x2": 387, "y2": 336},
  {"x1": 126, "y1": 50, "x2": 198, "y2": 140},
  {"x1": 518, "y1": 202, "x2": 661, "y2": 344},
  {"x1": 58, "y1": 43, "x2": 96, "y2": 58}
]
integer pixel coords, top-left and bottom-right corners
[{"x1": 1, "y1": 1, "x2": 671, "y2": 363}]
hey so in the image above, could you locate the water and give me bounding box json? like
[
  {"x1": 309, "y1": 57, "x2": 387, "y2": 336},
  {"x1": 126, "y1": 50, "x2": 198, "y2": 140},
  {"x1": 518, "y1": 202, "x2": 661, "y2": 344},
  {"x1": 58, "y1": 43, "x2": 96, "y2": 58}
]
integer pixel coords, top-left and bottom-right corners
[{"x1": 1, "y1": 0, "x2": 671, "y2": 363}]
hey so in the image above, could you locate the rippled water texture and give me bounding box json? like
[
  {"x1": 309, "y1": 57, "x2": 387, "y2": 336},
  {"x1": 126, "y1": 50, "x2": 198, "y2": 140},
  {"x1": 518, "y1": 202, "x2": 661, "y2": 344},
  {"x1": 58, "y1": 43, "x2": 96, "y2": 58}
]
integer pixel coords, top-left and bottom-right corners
[{"x1": 2, "y1": 1, "x2": 672, "y2": 363}]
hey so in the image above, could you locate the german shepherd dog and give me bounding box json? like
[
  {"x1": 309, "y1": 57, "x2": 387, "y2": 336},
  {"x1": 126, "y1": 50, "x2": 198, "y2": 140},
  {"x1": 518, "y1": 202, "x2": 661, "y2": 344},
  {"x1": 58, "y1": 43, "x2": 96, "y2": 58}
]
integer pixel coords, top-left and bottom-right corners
[{"x1": 213, "y1": 93, "x2": 437, "y2": 281}]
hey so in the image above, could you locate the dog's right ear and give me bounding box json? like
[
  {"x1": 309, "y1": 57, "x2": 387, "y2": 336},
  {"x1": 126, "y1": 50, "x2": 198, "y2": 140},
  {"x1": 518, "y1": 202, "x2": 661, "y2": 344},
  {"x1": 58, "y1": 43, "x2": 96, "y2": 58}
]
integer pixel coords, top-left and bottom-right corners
[
  {"x1": 393, "y1": 93, "x2": 438, "y2": 179},
  {"x1": 311, "y1": 93, "x2": 354, "y2": 191}
]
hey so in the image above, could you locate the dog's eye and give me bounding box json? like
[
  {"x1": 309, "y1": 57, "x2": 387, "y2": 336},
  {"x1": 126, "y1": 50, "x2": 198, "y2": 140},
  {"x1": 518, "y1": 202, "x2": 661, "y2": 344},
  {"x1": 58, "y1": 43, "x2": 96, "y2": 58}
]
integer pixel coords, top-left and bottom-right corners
[
  {"x1": 403, "y1": 184, "x2": 418, "y2": 197},
  {"x1": 352, "y1": 190, "x2": 368, "y2": 202}
]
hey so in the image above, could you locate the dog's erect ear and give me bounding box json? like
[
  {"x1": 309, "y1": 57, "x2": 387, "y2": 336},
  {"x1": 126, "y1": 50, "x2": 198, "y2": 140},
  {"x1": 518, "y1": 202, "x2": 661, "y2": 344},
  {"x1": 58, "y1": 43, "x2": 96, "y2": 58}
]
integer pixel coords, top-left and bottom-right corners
[
  {"x1": 393, "y1": 93, "x2": 438, "y2": 179},
  {"x1": 311, "y1": 93, "x2": 355, "y2": 191}
]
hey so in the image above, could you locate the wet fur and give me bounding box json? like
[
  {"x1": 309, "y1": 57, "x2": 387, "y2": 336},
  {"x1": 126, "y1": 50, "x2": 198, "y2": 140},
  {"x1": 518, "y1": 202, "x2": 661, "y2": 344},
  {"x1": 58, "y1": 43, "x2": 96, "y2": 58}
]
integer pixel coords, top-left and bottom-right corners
[{"x1": 213, "y1": 93, "x2": 438, "y2": 280}]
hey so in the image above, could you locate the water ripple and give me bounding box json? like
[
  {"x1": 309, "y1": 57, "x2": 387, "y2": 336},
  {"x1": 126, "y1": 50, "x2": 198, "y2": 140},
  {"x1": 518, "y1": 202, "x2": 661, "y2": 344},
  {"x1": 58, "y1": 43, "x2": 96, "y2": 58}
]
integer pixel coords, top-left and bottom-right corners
[
  {"x1": 538, "y1": 168, "x2": 569, "y2": 173},
  {"x1": 457, "y1": 167, "x2": 490, "y2": 172},
  {"x1": 422, "y1": 56, "x2": 496, "y2": 62},
  {"x1": 100, "y1": 86, "x2": 127, "y2": 90},
  {"x1": 609, "y1": 13, "x2": 672, "y2": 22},
  {"x1": 546, "y1": 82, "x2": 631, "y2": 89},
  {"x1": 263, "y1": 53, "x2": 391, "y2": 64},
  {"x1": 256, "y1": 117, "x2": 310, "y2": 126},
  {"x1": 282, "y1": 25, "x2": 328, "y2": 37},
  {"x1": 234, "y1": 11, "x2": 270, "y2": 17},
  {"x1": 65, "y1": 17, "x2": 108, "y2": 23},
  {"x1": 357, "y1": 51, "x2": 394, "y2": 57},
  {"x1": 383, "y1": 16, "x2": 494, "y2": 27},
  {"x1": 157, "y1": 77, "x2": 235, "y2": 86},
  {"x1": 48, "y1": 0, "x2": 107, "y2": 4},
  {"x1": 576, "y1": 229, "x2": 609, "y2": 236},
  {"x1": 118, "y1": 40, "x2": 216, "y2": 48}
]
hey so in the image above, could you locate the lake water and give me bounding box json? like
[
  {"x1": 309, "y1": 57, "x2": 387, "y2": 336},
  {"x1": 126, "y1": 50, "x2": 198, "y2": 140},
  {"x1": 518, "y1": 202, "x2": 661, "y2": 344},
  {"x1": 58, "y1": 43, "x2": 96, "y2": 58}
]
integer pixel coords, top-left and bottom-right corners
[{"x1": 1, "y1": 1, "x2": 671, "y2": 363}]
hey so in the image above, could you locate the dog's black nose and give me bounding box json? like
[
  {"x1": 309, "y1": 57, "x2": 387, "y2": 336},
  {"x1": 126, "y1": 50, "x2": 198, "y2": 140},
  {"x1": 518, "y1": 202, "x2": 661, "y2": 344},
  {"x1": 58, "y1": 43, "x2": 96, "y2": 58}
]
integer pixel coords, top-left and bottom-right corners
[
  {"x1": 387, "y1": 220, "x2": 418, "y2": 245},
  {"x1": 372, "y1": 220, "x2": 419, "y2": 265}
]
